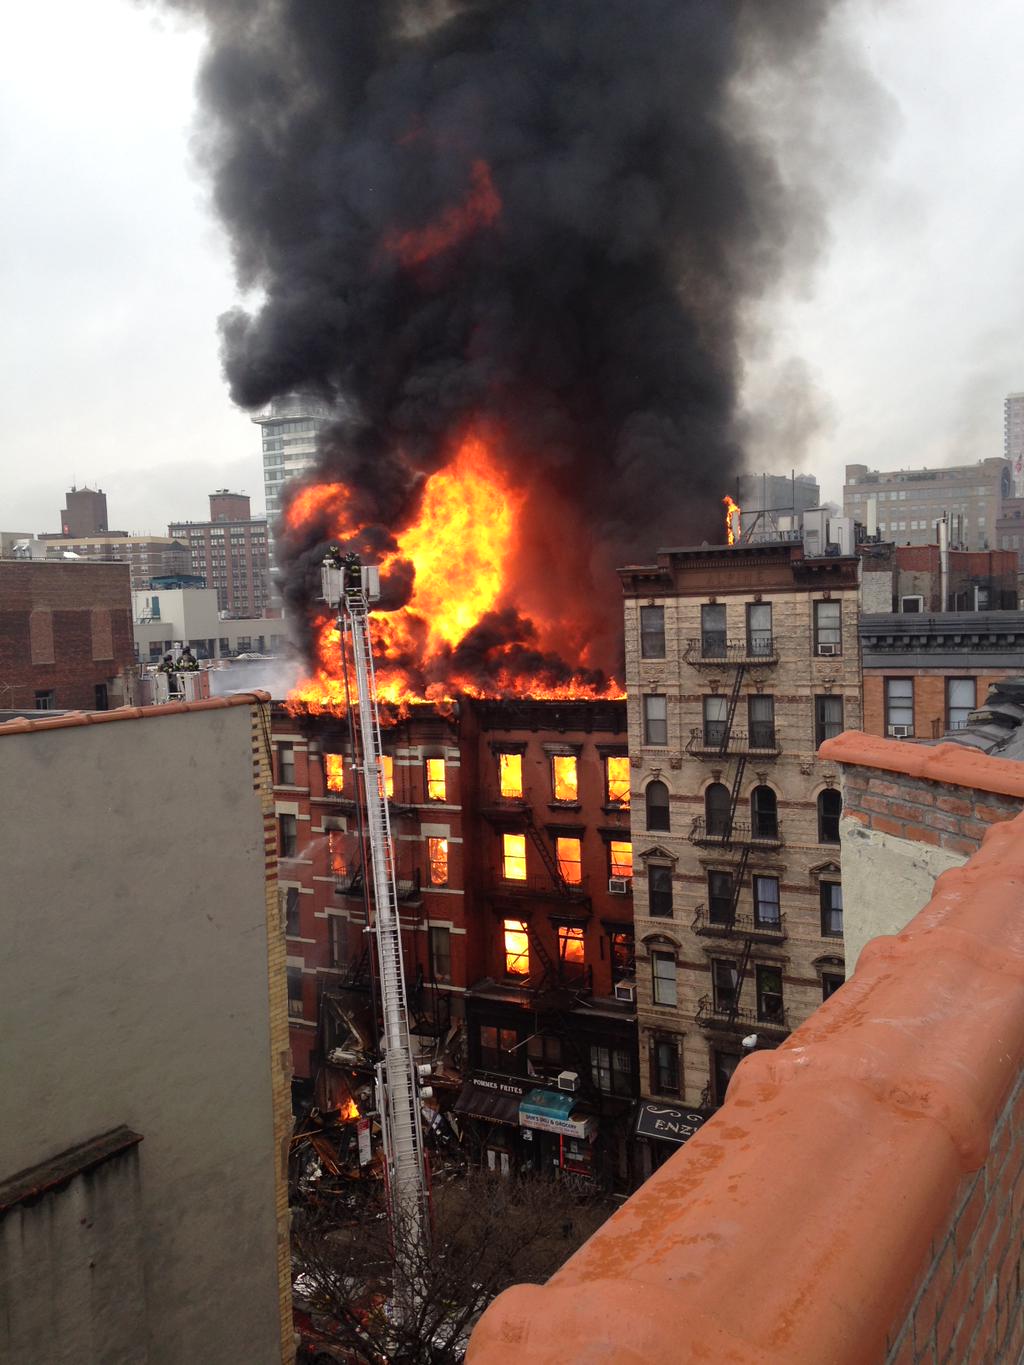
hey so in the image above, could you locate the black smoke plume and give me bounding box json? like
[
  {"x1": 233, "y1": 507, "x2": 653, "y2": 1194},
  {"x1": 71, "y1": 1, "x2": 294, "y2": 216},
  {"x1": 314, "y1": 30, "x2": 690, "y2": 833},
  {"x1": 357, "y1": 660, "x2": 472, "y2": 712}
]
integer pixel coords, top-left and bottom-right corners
[{"x1": 169, "y1": 0, "x2": 844, "y2": 682}]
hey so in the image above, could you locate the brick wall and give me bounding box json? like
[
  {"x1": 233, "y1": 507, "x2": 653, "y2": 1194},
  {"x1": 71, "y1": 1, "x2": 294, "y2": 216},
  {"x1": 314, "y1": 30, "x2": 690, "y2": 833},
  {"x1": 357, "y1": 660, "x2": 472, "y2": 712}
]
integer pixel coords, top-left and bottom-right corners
[
  {"x1": 863, "y1": 672, "x2": 1014, "y2": 741},
  {"x1": 842, "y1": 761, "x2": 1024, "y2": 858},
  {"x1": 885, "y1": 1068, "x2": 1024, "y2": 1365}
]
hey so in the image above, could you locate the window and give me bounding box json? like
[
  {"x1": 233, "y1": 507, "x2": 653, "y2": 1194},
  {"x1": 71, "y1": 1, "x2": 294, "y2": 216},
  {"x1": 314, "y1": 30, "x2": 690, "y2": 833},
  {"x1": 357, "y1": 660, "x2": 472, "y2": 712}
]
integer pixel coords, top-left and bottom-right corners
[
  {"x1": 610, "y1": 929, "x2": 635, "y2": 982},
  {"x1": 652, "y1": 950, "x2": 677, "y2": 1006},
  {"x1": 480, "y1": 1025, "x2": 518, "y2": 1070},
  {"x1": 609, "y1": 840, "x2": 633, "y2": 878},
  {"x1": 287, "y1": 967, "x2": 304, "y2": 1019},
  {"x1": 503, "y1": 919, "x2": 530, "y2": 977},
  {"x1": 94, "y1": 683, "x2": 109, "y2": 711},
  {"x1": 502, "y1": 833, "x2": 527, "y2": 881},
  {"x1": 551, "y1": 754, "x2": 578, "y2": 803},
  {"x1": 278, "y1": 814, "x2": 298, "y2": 858},
  {"x1": 814, "y1": 695, "x2": 844, "y2": 747},
  {"x1": 558, "y1": 925, "x2": 586, "y2": 979},
  {"x1": 278, "y1": 745, "x2": 296, "y2": 785},
  {"x1": 748, "y1": 695, "x2": 775, "y2": 750},
  {"x1": 753, "y1": 875, "x2": 780, "y2": 927},
  {"x1": 705, "y1": 782, "x2": 731, "y2": 837},
  {"x1": 429, "y1": 926, "x2": 451, "y2": 984},
  {"x1": 703, "y1": 695, "x2": 727, "y2": 748},
  {"x1": 708, "y1": 870, "x2": 733, "y2": 924},
  {"x1": 652, "y1": 1039, "x2": 680, "y2": 1095},
  {"x1": 498, "y1": 751, "x2": 523, "y2": 799},
  {"x1": 746, "y1": 602, "x2": 772, "y2": 656},
  {"x1": 324, "y1": 753, "x2": 344, "y2": 793},
  {"x1": 756, "y1": 965, "x2": 784, "y2": 1023},
  {"x1": 947, "y1": 678, "x2": 976, "y2": 731},
  {"x1": 820, "y1": 882, "x2": 844, "y2": 937},
  {"x1": 648, "y1": 865, "x2": 673, "y2": 918},
  {"x1": 713, "y1": 1049, "x2": 742, "y2": 1106},
  {"x1": 822, "y1": 972, "x2": 844, "y2": 1001},
  {"x1": 643, "y1": 694, "x2": 668, "y2": 746},
  {"x1": 284, "y1": 887, "x2": 300, "y2": 936},
  {"x1": 327, "y1": 829, "x2": 347, "y2": 880},
  {"x1": 34, "y1": 690, "x2": 55, "y2": 710},
  {"x1": 640, "y1": 605, "x2": 666, "y2": 659},
  {"x1": 750, "y1": 785, "x2": 778, "y2": 840},
  {"x1": 426, "y1": 757, "x2": 446, "y2": 801},
  {"x1": 712, "y1": 959, "x2": 739, "y2": 1012},
  {"x1": 701, "y1": 603, "x2": 726, "y2": 656},
  {"x1": 818, "y1": 789, "x2": 842, "y2": 843},
  {"x1": 380, "y1": 755, "x2": 395, "y2": 799},
  {"x1": 555, "y1": 836, "x2": 582, "y2": 885},
  {"x1": 527, "y1": 1033, "x2": 562, "y2": 1072},
  {"x1": 590, "y1": 1044, "x2": 634, "y2": 1096},
  {"x1": 606, "y1": 755, "x2": 630, "y2": 807},
  {"x1": 427, "y1": 837, "x2": 449, "y2": 886},
  {"x1": 645, "y1": 780, "x2": 670, "y2": 831},
  {"x1": 885, "y1": 678, "x2": 914, "y2": 735},
  {"x1": 814, "y1": 600, "x2": 842, "y2": 654},
  {"x1": 328, "y1": 916, "x2": 346, "y2": 969}
]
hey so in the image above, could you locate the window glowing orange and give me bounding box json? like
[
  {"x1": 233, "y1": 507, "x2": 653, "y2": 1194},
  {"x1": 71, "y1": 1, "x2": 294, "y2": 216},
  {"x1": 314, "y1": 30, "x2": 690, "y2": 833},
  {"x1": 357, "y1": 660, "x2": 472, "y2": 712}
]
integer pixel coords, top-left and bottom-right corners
[
  {"x1": 552, "y1": 754, "x2": 578, "y2": 803},
  {"x1": 556, "y1": 836, "x2": 582, "y2": 885},
  {"x1": 499, "y1": 752, "x2": 523, "y2": 799},
  {"x1": 558, "y1": 925, "x2": 585, "y2": 966},
  {"x1": 610, "y1": 840, "x2": 633, "y2": 878},
  {"x1": 380, "y1": 755, "x2": 394, "y2": 799},
  {"x1": 427, "y1": 836, "x2": 448, "y2": 886},
  {"x1": 606, "y1": 756, "x2": 630, "y2": 807},
  {"x1": 504, "y1": 918, "x2": 529, "y2": 976},
  {"x1": 324, "y1": 753, "x2": 344, "y2": 793},
  {"x1": 426, "y1": 757, "x2": 446, "y2": 801},
  {"x1": 502, "y1": 833, "x2": 527, "y2": 881},
  {"x1": 328, "y1": 830, "x2": 347, "y2": 879}
]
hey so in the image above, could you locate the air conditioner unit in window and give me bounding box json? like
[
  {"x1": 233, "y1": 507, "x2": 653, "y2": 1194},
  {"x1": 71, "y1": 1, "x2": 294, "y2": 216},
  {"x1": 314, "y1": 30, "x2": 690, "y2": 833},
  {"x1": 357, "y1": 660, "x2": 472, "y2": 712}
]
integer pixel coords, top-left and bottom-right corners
[
  {"x1": 614, "y1": 979, "x2": 637, "y2": 1004},
  {"x1": 608, "y1": 876, "x2": 632, "y2": 894},
  {"x1": 888, "y1": 724, "x2": 913, "y2": 738},
  {"x1": 816, "y1": 643, "x2": 838, "y2": 656},
  {"x1": 557, "y1": 1070, "x2": 581, "y2": 1093}
]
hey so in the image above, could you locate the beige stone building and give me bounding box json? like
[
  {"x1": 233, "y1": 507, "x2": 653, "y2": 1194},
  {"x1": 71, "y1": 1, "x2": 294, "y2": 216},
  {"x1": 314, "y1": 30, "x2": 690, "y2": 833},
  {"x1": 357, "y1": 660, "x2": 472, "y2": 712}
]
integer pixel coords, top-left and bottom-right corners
[{"x1": 619, "y1": 540, "x2": 861, "y2": 1171}]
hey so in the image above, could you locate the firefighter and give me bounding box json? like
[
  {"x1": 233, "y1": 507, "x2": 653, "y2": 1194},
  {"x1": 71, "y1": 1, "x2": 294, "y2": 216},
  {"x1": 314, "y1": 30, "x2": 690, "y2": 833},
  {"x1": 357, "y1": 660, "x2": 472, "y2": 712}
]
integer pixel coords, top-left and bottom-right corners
[
  {"x1": 176, "y1": 645, "x2": 199, "y2": 671},
  {"x1": 157, "y1": 653, "x2": 175, "y2": 674}
]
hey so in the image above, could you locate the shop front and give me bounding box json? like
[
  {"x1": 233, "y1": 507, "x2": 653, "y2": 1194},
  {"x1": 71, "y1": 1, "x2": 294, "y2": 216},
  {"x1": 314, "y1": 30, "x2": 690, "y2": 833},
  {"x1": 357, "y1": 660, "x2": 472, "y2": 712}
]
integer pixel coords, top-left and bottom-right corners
[
  {"x1": 518, "y1": 1088, "x2": 599, "y2": 1190},
  {"x1": 633, "y1": 1101, "x2": 706, "y2": 1180}
]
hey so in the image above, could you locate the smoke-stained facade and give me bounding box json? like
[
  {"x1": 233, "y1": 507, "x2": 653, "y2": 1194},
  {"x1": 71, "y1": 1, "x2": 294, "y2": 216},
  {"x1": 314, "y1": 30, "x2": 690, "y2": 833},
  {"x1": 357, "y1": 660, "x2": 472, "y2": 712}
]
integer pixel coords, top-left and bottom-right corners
[{"x1": 174, "y1": 0, "x2": 847, "y2": 690}]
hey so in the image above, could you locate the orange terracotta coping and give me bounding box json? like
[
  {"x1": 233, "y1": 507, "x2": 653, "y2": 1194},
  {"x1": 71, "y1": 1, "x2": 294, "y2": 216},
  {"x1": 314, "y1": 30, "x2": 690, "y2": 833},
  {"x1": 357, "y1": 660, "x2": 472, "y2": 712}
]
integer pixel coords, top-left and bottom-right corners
[
  {"x1": 820, "y1": 729, "x2": 1024, "y2": 799},
  {"x1": 0, "y1": 691, "x2": 270, "y2": 737},
  {"x1": 467, "y1": 810, "x2": 1024, "y2": 1364}
]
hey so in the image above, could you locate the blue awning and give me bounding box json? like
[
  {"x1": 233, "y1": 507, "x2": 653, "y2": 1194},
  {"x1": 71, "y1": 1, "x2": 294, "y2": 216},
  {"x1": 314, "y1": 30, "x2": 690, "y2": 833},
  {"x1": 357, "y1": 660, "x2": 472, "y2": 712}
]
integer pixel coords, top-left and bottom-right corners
[{"x1": 520, "y1": 1089, "x2": 576, "y2": 1123}]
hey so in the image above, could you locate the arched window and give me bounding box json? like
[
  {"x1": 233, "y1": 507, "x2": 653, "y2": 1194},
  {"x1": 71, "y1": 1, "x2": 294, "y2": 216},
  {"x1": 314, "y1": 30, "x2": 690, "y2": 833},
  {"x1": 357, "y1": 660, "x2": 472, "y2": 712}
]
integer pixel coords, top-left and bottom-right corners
[
  {"x1": 705, "y1": 783, "x2": 730, "y2": 837},
  {"x1": 645, "y1": 780, "x2": 670, "y2": 832},
  {"x1": 818, "y1": 788, "x2": 842, "y2": 844},
  {"x1": 751, "y1": 785, "x2": 778, "y2": 840}
]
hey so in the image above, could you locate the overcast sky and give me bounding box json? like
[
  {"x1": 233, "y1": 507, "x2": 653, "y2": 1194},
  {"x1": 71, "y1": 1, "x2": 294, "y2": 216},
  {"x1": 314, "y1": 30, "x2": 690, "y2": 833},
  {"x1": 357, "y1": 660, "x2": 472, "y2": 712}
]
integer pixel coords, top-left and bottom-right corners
[{"x1": 2, "y1": 0, "x2": 1023, "y2": 536}]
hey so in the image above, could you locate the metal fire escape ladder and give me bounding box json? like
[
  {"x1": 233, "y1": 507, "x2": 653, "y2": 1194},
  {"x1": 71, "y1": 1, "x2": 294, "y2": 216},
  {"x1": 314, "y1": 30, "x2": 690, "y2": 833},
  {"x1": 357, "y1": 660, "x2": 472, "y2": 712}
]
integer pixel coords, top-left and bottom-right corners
[
  {"x1": 727, "y1": 933, "x2": 755, "y2": 1024},
  {"x1": 521, "y1": 807, "x2": 567, "y2": 890},
  {"x1": 720, "y1": 664, "x2": 747, "y2": 842},
  {"x1": 323, "y1": 553, "x2": 430, "y2": 1308},
  {"x1": 728, "y1": 847, "x2": 751, "y2": 922}
]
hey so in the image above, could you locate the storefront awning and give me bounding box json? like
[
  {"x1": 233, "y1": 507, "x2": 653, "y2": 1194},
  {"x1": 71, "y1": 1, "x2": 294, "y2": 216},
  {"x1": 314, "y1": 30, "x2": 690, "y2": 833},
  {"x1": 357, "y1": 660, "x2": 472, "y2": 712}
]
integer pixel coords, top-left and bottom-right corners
[
  {"x1": 519, "y1": 1088, "x2": 596, "y2": 1140},
  {"x1": 634, "y1": 1101, "x2": 706, "y2": 1146},
  {"x1": 452, "y1": 1081, "x2": 522, "y2": 1127}
]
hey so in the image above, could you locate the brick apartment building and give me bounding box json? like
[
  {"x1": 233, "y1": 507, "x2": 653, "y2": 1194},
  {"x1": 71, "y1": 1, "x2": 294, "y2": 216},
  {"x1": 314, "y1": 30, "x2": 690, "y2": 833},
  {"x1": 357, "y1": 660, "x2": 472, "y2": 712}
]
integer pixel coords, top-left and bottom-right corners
[
  {"x1": 859, "y1": 542, "x2": 1023, "y2": 741},
  {"x1": 169, "y1": 492, "x2": 271, "y2": 617},
  {"x1": 619, "y1": 538, "x2": 861, "y2": 1173},
  {"x1": 272, "y1": 695, "x2": 639, "y2": 1190},
  {"x1": 0, "y1": 559, "x2": 135, "y2": 710},
  {"x1": 38, "y1": 534, "x2": 190, "y2": 592}
]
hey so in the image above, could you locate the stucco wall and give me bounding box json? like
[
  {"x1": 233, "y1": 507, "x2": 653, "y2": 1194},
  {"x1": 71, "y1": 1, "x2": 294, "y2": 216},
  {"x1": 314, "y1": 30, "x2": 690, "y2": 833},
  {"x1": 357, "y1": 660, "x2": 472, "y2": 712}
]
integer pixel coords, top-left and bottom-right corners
[
  {"x1": 0, "y1": 704, "x2": 286, "y2": 1364},
  {"x1": 838, "y1": 815, "x2": 966, "y2": 971}
]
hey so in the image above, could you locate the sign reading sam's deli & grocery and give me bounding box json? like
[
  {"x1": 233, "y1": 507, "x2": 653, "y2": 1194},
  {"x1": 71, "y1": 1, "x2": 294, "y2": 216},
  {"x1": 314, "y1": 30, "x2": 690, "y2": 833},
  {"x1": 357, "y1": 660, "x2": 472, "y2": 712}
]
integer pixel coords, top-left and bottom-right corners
[{"x1": 635, "y1": 1102, "x2": 706, "y2": 1146}]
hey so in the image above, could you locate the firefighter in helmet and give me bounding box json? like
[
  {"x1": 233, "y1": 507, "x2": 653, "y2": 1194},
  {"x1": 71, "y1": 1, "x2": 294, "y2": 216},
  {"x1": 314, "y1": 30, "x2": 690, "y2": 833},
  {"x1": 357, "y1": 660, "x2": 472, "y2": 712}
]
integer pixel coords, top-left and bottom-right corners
[{"x1": 176, "y1": 645, "x2": 199, "y2": 671}]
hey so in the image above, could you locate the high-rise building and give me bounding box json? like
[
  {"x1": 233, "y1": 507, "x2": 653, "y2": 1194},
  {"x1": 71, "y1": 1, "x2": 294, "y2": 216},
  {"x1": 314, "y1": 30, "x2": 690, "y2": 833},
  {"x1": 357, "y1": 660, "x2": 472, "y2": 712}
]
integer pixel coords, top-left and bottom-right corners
[
  {"x1": 59, "y1": 485, "x2": 108, "y2": 538},
  {"x1": 169, "y1": 492, "x2": 270, "y2": 616},
  {"x1": 252, "y1": 393, "x2": 335, "y2": 526},
  {"x1": 843, "y1": 458, "x2": 1009, "y2": 550},
  {"x1": 1004, "y1": 392, "x2": 1024, "y2": 495}
]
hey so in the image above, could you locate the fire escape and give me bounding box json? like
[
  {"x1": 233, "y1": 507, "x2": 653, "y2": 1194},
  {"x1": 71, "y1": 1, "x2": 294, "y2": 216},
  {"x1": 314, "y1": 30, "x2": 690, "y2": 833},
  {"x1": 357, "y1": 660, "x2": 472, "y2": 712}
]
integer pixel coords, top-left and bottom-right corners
[{"x1": 684, "y1": 629, "x2": 786, "y2": 1057}]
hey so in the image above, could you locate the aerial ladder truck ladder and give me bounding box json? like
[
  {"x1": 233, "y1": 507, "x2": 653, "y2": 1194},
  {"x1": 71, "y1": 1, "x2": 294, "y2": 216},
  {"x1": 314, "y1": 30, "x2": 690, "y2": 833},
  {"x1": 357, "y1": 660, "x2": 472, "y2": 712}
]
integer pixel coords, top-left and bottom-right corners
[{"x1": 321, "y1": 549, "x2": 431, "y2": 1317}]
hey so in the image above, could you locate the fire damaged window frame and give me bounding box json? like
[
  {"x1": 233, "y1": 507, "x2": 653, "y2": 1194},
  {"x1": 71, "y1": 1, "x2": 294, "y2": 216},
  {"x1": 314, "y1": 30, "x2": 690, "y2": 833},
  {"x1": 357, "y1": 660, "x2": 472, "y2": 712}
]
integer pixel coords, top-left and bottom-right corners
[
  {"x1": 548, "y1": 750, "x2": 581, "y2": 806},
  {"x1": 479, "y1": 1024, "x2": 519, "y2": 1072},
  {"x1": 554, "y1": 834, "x2": 583, "y2": 886},
  {"x1": 427, "y1": 836, "x2": 449, "y2": 887},
  {"x1": 608, "y1": 927, "x2": 635, "y2": 983},
  {"x1": 495, "y1": 748, "x2": 526, "y2": 801},
  {"x1": 639, "y1": 604, "x2": 666, "y2": 659},
  {"x1": 556, "y1": 923, "x2": 587, "y2": 980},
  {"x1": 284, "y1": 886, "x2": 301, "y2": 937},
  {"x1": 323, "y1": 751, "x2": 345, "y2": 795},
  {"x1": 502, "y1": 917, "x2": 530, "y2": 978},
  {"x1": 287, "y1": 966, "x2": 304, "y2": 1020},
  {"x1": 428, "y1": 925, "x2": 452, "y2": 984},
  {"x1": 602, "y1": 750, "x2": 631, "y2": 809},
  {"x1": 608, "y1": 838, "x2": 633, "y2": 881},
  {"x1": 425, "y1": 755, "x2": 447, "y2": 802},
  {"x1": 501, "y1": 831, "x2": 528, "y2": 882}
]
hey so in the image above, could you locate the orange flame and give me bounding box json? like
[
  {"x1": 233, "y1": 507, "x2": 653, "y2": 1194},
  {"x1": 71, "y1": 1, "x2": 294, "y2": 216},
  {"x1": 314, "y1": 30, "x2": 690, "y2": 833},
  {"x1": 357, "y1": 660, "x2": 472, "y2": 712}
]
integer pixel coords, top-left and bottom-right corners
[
  {"x1": 285, "y1": 425, "x2": 624, "y2": 716},
  {"x1": 339, "y1": 1097, "x2": 360, "y2": 1122},
  {"x1": 723, "y1": 494, "x2": 742, "y2": 546},
  {"x1": 384, "y1": 159, "x2": 501, "y2": 268}
]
